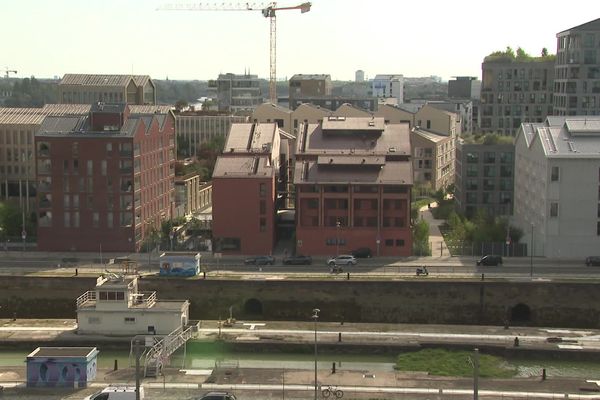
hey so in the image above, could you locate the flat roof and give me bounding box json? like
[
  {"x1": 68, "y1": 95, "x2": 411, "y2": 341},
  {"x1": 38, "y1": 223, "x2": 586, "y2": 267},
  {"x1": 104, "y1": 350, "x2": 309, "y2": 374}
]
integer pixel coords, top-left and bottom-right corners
[
  {"x1": 213, "y1": 155, "x2": 273, "y2": 178},
  {"x1": 225, "y1": 123, "x2": 277, "y2": 153},
  {"x1": 28, "y1": 347, "x2": 98, "y2": 358}
]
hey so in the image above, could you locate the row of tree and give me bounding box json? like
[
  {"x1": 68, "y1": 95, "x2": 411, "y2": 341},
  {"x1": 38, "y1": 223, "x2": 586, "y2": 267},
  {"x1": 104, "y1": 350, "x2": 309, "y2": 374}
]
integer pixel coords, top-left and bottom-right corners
[{"x1": 444, "y1": 210, "x2": 523, "y2": 245}]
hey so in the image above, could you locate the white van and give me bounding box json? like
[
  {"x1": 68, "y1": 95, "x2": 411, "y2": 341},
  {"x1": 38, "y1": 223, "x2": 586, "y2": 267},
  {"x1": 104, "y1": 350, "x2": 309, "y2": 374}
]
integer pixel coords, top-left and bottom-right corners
[{"x1": 84, "y1": 386, "x2": 144, "y2": 400}]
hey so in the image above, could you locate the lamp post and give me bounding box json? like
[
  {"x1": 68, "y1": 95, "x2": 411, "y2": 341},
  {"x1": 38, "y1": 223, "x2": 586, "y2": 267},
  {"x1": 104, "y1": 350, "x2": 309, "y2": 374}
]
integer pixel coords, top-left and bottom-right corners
[
  {"x1": 312, "y1": 308, "x2": 320, "y2": 400},
  {"x1": 530, "y1": 223, "x2": 534, "y2": 278},
  {"x1": 336, "y1": 220, "x2": 341, "y2": 256}
]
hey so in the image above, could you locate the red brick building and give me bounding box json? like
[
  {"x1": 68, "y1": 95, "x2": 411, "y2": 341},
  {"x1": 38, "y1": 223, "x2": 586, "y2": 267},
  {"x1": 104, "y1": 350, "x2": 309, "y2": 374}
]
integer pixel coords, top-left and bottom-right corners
[
  {"x1": 35, "y1": 103, "x2": 175, "y2": 252},
  {"x1": 211, "y1": 123, "x2": 282, "y2": 255},
  {"x1": 294, "y1": 117, "x2": 413, "y2": 256}
]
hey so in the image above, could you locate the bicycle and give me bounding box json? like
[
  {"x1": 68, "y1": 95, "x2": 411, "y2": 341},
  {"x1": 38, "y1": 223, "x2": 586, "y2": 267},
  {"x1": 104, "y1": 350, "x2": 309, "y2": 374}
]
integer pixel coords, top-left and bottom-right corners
[{"x1": 322, "y1": 385, "x2": 343, "y2": 398}]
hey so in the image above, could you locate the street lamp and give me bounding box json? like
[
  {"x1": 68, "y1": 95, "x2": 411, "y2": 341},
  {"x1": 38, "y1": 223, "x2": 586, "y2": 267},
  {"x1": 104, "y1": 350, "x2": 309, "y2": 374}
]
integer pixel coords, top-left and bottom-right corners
[
  {"x1": 530, "y1": 223, "x2": 534, "y2": 278},
  {"x1": 311, "y1": 308, "x2": 320, "y2": 400},
  {"x1": 336, "y1": 220, "x2": 341, "y2": 256}
]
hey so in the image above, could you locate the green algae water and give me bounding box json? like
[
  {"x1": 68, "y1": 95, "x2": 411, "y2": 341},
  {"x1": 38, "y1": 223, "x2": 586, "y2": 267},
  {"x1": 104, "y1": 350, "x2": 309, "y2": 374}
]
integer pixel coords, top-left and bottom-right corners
[{"x1": 2, "y1": 341, "x2": 600, "y2": 379}]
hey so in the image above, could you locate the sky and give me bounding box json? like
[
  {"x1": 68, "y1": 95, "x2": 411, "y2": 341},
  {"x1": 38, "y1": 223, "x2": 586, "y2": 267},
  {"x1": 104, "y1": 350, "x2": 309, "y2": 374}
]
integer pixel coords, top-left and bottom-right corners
[{"x1": 1, "y1": 0, "x2": 596, "y2": 82}]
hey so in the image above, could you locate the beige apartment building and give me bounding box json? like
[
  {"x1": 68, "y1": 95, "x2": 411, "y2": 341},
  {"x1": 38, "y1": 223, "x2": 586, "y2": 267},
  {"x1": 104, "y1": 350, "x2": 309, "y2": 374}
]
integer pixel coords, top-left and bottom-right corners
[
  {"x1": 374, "y1": 104, "x2": 414, "y2": 125},
  {"x1": 288, "y1": 74, "x2": 332, "y2": 102},
  {"x1": 411, "y1": 128, "x2": 455, "y2": 191},
  {"x1": 58, "y1": 74, "x2": 156, "y2": 105},
  {"x1": 414, "y1": 104, "x2": 461, "y2": 137},
  {"x1": 252, "y1": 103, "x2": 293, "y2": 134},
  {"x1": 174, "y1": 174, "x2": 212, "y2": 219}
]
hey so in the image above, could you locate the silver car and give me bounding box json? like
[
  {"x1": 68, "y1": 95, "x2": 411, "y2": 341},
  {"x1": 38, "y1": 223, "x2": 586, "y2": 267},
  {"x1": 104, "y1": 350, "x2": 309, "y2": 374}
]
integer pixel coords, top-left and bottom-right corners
[{"x1": 327, "y1": 255, "x2": 357, "y2": 266}]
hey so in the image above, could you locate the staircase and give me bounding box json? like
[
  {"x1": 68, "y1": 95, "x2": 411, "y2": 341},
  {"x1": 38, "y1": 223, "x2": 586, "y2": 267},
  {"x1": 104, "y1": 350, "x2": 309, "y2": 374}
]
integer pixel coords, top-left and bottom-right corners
[{"x1": 143, "y1": 322, "x2": 198, "y2": 377}]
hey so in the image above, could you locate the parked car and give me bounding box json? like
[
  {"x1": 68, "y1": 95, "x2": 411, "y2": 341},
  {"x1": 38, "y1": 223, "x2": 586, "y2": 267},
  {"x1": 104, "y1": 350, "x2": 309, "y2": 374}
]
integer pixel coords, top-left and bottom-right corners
[
  {"x1": 194, "y1": 392, "x2": 237, "y2": 400},
  {"x1": 351, "y1": 247, "x2": 372, "y2": 258},
  {"x1": 244, "y1": 255, "x2": 274, "y2": 265},
  {"x1": 476, "y1": 255, "x2": 503, "y2": 266},
  {"x1": 282, "y1": 254, "x2": 312, "y2": 265},
  {"x1": 327, "y1": 255, "x2": 357, "y2": 267},
  {"x1": 586, "y1": 256, "x2": 600, "y2": 266}
]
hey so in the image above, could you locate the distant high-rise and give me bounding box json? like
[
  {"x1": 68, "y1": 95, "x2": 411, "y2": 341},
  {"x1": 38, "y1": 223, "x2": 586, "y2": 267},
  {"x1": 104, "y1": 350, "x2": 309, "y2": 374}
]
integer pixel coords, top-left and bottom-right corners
[
  {"x1": 553, "y1": 18, "x2": 600, "y2": 116},
  {"x1": 372, "y1": 74, "x2": 404, "y2": 105},
  {"x1": 448, "y1": 76, "x2": 481, "y2": 100},
  {"x1": 355, "y1": 70, "x2": 365, "y2": 82}
]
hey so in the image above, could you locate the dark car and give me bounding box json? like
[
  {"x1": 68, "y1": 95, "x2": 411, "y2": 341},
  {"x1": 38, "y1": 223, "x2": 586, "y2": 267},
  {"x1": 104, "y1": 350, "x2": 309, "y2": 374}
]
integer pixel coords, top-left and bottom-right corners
[
  {"x1": 351, "y1": 247, "x2": 372, "y2": 258},
  {"x1": 194, "y1": 392, "x2": 237, "y2": 400},
  {"x1": 476, "y1": 255, "x2": 503, "y2": 266},
  {"x1": 244, "y1": 255, "x2": 274, "y2": 265},
  {"x1": 282, "y1": 255, "x2": 312, "y2": 265},
  {"x1": 586, "y1": 256, "x2": 600, "y2": 266}
]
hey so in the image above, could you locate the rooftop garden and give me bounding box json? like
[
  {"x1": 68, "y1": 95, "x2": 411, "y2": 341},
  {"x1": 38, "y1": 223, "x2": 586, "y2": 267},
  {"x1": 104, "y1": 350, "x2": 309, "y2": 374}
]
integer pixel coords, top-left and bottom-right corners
[
  {"x1": 461, "y1": 133, "x2": 514, "y2": 145},
  {"x1": 484, "y1": 46, "x2": 556, "y2": 63}
]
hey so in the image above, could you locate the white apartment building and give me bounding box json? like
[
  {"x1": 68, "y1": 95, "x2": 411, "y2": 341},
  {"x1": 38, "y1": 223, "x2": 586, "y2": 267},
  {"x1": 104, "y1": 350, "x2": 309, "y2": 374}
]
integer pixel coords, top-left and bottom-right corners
[
  {"x1": 372, "y1": 74, "x2": 404, "y2": 105},
  {"x1": 514, "y1": 116, "x2": 600, "y2": 258}
]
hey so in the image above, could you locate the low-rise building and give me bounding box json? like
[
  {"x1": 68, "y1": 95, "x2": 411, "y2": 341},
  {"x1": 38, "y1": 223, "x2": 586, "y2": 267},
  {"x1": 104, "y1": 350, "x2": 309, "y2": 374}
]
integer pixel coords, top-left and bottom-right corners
[
  {"x1": 76, "y1": 274, "x2": 189, "y2": 335},
  {"x1": 27, "y1": 347, "x2": 99, "y2": 388},
  {"x1": 289, "y1": 74, "x2": 332, "y2": 102},
  {"x1": 174, "y1": 174, "x2": 211, "y2": 219},
  {"x1": 209, "y1": 73, "x2": 263, "y2": 113},
  {"x1": 58, "y1": 74, "x2": 156, "y2": 105},
  {"x1": 411, "y1": 128, "x2": 455, "y2": 191},
  {"x1": 294, "y1": 116, "x2": 413, "y2": 256},
  {"x1": 513, "y1": 116, "x2": 600, "y2": 257}
]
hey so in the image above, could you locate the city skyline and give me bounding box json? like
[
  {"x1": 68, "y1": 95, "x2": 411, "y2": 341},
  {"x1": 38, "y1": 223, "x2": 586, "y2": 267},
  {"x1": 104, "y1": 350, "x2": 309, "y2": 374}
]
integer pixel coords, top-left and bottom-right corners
[{"x1": 1, "y1": 0, "x2": 595, "y2": 82}]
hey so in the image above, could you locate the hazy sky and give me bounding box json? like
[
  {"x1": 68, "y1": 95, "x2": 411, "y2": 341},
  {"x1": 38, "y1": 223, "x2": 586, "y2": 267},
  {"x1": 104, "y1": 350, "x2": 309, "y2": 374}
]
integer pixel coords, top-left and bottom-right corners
[{"x1": 2, "y1": 0, "x2": 595, "y2": 82}]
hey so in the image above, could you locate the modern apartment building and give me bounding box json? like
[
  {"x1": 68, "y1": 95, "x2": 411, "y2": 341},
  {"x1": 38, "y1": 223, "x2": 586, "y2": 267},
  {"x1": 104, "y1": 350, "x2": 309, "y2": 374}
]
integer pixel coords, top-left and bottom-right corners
[
  {"x1": 372, "y1": 74, "x2": 404, "y2": 105},
  {"x1": 35, "y1": 102, "x2": 175, "y2": 252},
  {"x1": 448, "y1": 76, "x2": 481, "y2": 100},
  {"x1": 211, "y1": 122, "x2": 282, "y2": 255},
  {"x1": 513, "y1": 116, "x2": 600, "y2": 257},
  {"x1": 454, "y1": 139, "x2": 514, "y2": 218},
  {"x1": 553, "y1": 18, "x2": 600, "y2": 116},
  {"x1": 58, "y1": 74, "x2": 156, "y2": 105},
  {"x1": 209, "y1": 73, "x2": 263, "y2": 113},
  {"x1": 174, "y1": 174, "x2": 211, "y2": 219},
  {"x1": 0, "y1": 104, "x2": 92, "y2": 213},
  {"x1": 411, "y1": 128, "x2": 455, "y2": 192},
  {"x1": 288, "y1": 74, "x2": 332, "y2": 102},
  {"x1": 480, "y1": 56, "x2": 554, "y2": 136},
  {"x1": 174, "y1": 110, "x2": 248, "y2": 157},
  {"x1": 294, "y1": 117, "x2": 413, "y2": 256}
]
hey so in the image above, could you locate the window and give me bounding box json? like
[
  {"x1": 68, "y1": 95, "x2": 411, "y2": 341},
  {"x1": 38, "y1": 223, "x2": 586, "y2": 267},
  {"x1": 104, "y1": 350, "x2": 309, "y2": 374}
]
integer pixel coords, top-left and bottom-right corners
[
  {"x1": 88, "y1": 317, "x2": 101, "y2": 324},
  {"x1": 385, "y1": 239, "x2": 394, "y2": 246},
  {"x1": 124, "y1": 317, "x2": 136, "y2": 324},
  {"x1": 551, "y1": 166, "x2": 559, "y2": 182},
  {"x1": 259, "y1": 217, "x2": 266, "y2": 232},
  {"x1": 550, "y1": 202, "x2": 558, "y2": 217},
  {"x1": 87, "y1": 160, "x2": 93, "y2": 176},
  {"x1": 259, "y1": 183, "x2": 266, "y2": 197}
]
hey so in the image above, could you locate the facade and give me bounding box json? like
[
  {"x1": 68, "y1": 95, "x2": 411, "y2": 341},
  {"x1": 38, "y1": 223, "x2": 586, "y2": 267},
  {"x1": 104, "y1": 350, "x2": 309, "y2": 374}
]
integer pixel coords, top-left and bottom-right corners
[
  {"x1": 27, "y1": 347, "x2": 98, "y2": 388},
  {"x1": 448, "y1": 76, "x2": 481, "y2": 100},
  {"x1": 411, "y1": 128, "x2": 455, "y2": 191},
  {"x1": 212, "y1": 122, "x2": 282, "y2": 254},
  {"x1": 35, "y1": 103, "x2": 175, "y2": 252},
  {"x1": 454, "y1": 140, "x2": 514, "y2": 218},
  {"x1": 289, "y1": 74, "x2": 332, "y2": 102},
  {"x1": 174, "y1": 174, "x2": 211, "y2": 218},
  {"x1": 372, "y1": 74, "x2": 404, "y2": 105},
  {"x1": 0, "y1": 105, "x2": 91, "y2": 213},
  {"x1": 415, "y1": 104, "x2": 461, "y2": 137},
  {"x1": 554, "y1": 18, "x2": 600, "y2": 116},
  {"x1": 513, "y1": 116, "x2": 600, "y2": 258},
  {"x1": 209, "y1": 73, "x2": 263, "y2": 113},
  {"x1": 373, "y1": 104, "x2": 414, "y2": 126},
  {"x1": 418, "y1": 100, "x2": 473, "y2": 135},
  {"x1": 76, "y1": 275, "x2": 189, "y2": 335},
  {"x1": 289, "y1": 96, "x2": 377, "y2": 112},
  {"x1": 294, "y1": 117, "x2": 413, "y2": 256},
  {"x1": 58, "y1": 74, "x2": 156, "y2": 105},
  {"x1": 480, "y1": 57, "x2": 554, "y2": 136},
  {"x1": 174, "y1": 110, "x2": 248, "y2": 157},
  {"x1": 252, "y1": 103, "x2": 293, "y2": 134}
]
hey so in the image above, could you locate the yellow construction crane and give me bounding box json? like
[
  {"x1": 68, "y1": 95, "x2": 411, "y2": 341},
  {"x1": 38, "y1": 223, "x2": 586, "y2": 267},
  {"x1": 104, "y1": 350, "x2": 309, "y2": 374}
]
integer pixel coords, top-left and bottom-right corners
[
  {"x1": 158, "y1": 2, "x2": 311, "y2": 104},
  {"x1": 4, "y1": 67, "x2": 17, "y2": 79}
]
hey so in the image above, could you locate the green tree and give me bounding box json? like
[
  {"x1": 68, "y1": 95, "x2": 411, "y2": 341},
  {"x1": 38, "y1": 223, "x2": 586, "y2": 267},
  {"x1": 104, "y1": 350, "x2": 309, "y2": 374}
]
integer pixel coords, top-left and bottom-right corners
[
  {"x1": 412, "y1": 219, "x2": 430, "y2": 256},
  {"x1": 541, "y1": 47, "x2": 548, "y2": 57}
]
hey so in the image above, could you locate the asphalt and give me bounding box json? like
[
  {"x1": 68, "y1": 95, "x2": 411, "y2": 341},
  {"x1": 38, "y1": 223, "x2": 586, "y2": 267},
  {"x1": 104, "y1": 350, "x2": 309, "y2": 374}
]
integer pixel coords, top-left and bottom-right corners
[{"x1": 2, "y1": 319, "x2": 600, "y2": 399}]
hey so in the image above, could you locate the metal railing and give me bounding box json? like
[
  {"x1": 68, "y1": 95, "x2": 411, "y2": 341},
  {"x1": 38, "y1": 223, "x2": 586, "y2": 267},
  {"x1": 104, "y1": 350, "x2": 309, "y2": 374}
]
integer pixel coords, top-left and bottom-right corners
[
  {"x1": 143, "y1": 322, "x2": 198, "y2": 377},
  {"x1": 76, "y1": 291, "x2": 96, "y2": 308}
]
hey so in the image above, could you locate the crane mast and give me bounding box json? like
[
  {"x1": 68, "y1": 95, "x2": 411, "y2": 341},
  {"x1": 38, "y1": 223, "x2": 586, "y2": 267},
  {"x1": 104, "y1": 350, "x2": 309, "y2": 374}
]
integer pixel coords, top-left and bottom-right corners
[{"x1": 158, "y1": 2, "x2": 311, "y2": 104}]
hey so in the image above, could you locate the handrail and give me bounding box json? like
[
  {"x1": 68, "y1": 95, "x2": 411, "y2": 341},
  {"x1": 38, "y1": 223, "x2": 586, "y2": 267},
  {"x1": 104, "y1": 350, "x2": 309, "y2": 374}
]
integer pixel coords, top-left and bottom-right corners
[{"x1": 76, "y1": 291, "x2": 96, "y2": 308}]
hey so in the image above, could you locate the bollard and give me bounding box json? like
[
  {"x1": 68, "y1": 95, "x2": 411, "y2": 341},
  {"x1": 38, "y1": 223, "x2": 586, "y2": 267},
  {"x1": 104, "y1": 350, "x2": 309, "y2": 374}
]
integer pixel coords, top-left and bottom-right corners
[
  {"x1": 75, "y1": 268, "x2": 78, "y2": 276},
  {"x1": 332, "y1": 362, "x2": 336, "y2": 374},
  {"x1": 338, "y1": 332, "x2": 342, "y2": 342},
  {"x1": 542, "y1": 368, "x2": 546, "y2": 380},
  {"x1": 481, "y1": 273, "x2": 484, "y2": 281},
  {"x1": 514, "y1": 336, "x2": 519, "y2": 347},
  {"x1": 114, "y1": 359, "x2": 118, "y2": 371},
  {"x1": 12, "y1": 312, "x2": 16, "y2": 321},
  {"x1": 346, "y1": 272, "x2": 350, "y2": 280},
  {"x1": 203, "y1": 271, "x2": 206, "y2": 280}
]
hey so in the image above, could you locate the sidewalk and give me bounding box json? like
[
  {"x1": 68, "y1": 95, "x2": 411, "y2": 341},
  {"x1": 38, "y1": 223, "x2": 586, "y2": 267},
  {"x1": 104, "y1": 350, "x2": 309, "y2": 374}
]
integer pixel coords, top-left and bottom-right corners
[{"x1": 419, "y1": 202, "x2": 451, "y2": 258}]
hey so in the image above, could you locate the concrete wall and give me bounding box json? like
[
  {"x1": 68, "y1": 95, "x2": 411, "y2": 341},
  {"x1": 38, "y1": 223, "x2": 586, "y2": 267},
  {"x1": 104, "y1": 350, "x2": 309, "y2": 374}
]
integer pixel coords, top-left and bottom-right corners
[{"x1": 2, "y1": 276, "x2": 600, "y2": 328}]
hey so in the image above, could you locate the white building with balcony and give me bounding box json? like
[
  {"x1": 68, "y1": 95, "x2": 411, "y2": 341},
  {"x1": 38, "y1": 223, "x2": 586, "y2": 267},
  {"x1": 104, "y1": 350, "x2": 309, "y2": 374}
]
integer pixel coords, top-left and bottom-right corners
[{"x1": 76, "y1": 274, "x2": 189, "y2": 336}]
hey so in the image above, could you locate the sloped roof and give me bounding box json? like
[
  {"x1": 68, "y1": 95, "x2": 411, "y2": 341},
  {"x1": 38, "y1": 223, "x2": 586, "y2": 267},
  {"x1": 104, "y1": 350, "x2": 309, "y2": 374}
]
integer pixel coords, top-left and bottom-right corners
[
  {"x1": 557, "y1": 18, "x2": 600, "y2": 35},
  {"x1": 60, "y1": 74, "x2": 152, "y2": 87}
]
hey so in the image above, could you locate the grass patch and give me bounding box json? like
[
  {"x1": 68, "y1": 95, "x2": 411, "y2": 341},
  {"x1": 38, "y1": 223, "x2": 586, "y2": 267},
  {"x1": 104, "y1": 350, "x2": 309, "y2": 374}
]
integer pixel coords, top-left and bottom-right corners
[{"x1": 394, "y1": 348, "x2": 517, "y2": 378}]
